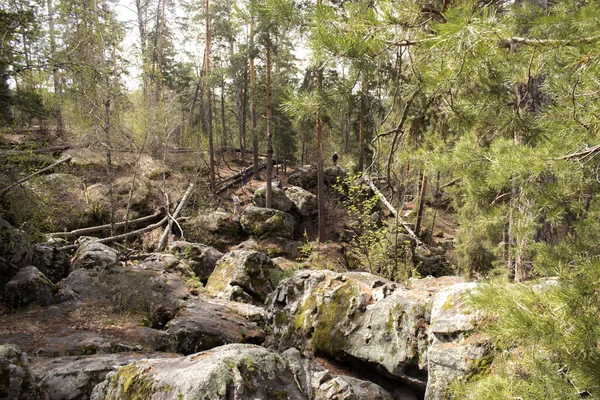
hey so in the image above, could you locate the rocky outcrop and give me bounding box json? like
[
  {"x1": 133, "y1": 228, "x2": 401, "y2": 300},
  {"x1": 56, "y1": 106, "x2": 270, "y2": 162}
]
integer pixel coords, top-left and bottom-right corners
[
  {"x1": 252, "y1": 184, "x2": 294, "y2": 212},
  {"x1": 234, "y1": 236, "x2": 303, "y2": 260},
  {"x1": 184, "y1": 210, "x2": 241, "y2": 251},
  {"x1": 86, "y1": 177, "x2": 152, "y2": 221},
  {"x1": 3, "y1": 266, "x2": 54, "y2": 308},
  {"x1": 324, "y1": 165, "x2": 346, "y2": 185},
  {"x1": 0, "y1": 219, "x2": 33, "y2": 291},
  {"x1": 170, "y1": 241, "x2": 223, "y2": 282},
  {"x1": 91, "y1": 344, "x2": 308, "y2": 400},
  {"x1": 240, "y1": 206, "x2": 294, "y2": 239},
  {"x1": 425, "y1": 283, "x2": 488, "y2": 400},
  {"x1": 288, "y1": 165, "x2": 318, "y2": 189},
  {"x1": 205, "y1": 250, "x2": 283, "y2": 305},
  {"x1": 0, "y1": 344, "x2": 42, "y2": 399},
  {"x1": 265, "y1": 270, "x2": 485, "y2": 397},
  {"x1": 33, "y1": 244, "x2": 70, "y2": 284},
  {"x1": 165, "y1": 298, "x2": 265, "y2": 355},
  {"x1": 31, "y1": 352, "x2": 177, "y2": 400},
  {"x1": 71, "y1": 240, "x2": 117, "y2": 271},
  {"x1": 286, "y1": 186, "x2": 318, "y2": 216}
]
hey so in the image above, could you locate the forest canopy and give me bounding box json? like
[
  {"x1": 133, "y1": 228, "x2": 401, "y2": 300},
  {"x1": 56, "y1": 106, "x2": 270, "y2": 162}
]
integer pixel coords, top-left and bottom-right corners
[{"x1": 2, "y1": 0, "x2": 600, "y2": 397}]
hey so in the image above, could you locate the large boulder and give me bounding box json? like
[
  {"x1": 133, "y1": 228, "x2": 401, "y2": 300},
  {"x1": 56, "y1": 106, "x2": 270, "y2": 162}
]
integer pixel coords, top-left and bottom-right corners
[
  {"x1": 240, "y1": 206, "x2": 294, "y2": 239},
  {"x1": 31, "y1": 352, "x2": 177, "y2": 400},
  {"x1": 251, "y1": 184, "x2": 294, "y2": 212},
  {"x1": 288, "y1": 165, "x2": 318, "y2": 189},
  {"x1": 86, "y1": 176, "x2": 152, "y2": 221},
  {"x1": 169, "y1": 241, "x2": 223, "y2": 282},
  {"x1": 71, "y1": 240, "x2": 117, "y2": 271},
  {"x1": 205, "y1": 250, "x2": 284, "y2": 305},
  {"x1": 324, "y1": 165, "x2": 346, "y2": 185},
  {"x1": 265, "y1": 270, "x2": 485, "y2": 395},
  {"x1": 184, "y1": 211, "x2": 241, "y2": 251},
  {"x1": 25, "y1": 173, "x2": 93, "y2": 231},
  {"x1": 286, "y1": 186, "x2": 318, "y2": 216},
  {"x1": 91, "y1": 344, "x2": 308, "y2": 400},
  {"x1": 33, "y1": 244, "x2": 70, "y2": 284},
  {"x1": 3, "y1": 266, "x2": 54, "y2": 308},
  {"x1": 0, "y1": 344, "x2": 42, "y2": 399},
  {"x1": 234, "y1": 236, "x2": 303, "y2": 260},
  {"x1": 425, "y1": 283, "x2": 488, "y2": 400},
  {"x1": 165, "y1": 298, "x2": 265, "y2": 354},
  {"x1": 0, "y1": 219, "x2": 33, "y2": 291}
]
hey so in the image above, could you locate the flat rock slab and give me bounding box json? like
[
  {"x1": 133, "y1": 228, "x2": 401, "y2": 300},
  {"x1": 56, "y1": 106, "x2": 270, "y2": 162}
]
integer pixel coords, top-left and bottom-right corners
[
  {"x1": 166, "y1": 298, "x2": 265, "y2": 355},
  {"x1": 31, "y1": 352, "x2": 178, "y2": 400}
]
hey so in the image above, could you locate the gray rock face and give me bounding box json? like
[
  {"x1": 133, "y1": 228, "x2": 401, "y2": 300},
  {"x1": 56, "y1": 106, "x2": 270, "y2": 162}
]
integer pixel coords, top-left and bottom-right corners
[
  {"x1": 166, "y1": 298, "x2": 266, "y2": 355},
  {"x1": 71, "y1": 241, "x2": 117, "y2": 271},
  {"x1": 170, "y1": 241, "x2": 223, "y2": 282},
  {"x1": 33, "y1": 244, "x2": 70, "y2": 284},
  {"x1": 184, "y1": 211, "x2": 241, "y2": 251},
  {"x1": 286, "y1": 186, "x2": 318, "y2": 216},
  {"x1": 4, "y1": 266, "x2": 54, "y2": 308},
  {"x1": 240, "y1": 205, "x2": 294, "y2": 239},
  {"x1": 205, "y1": 250, "x2": 283, "y2": 305},
  {"x1": 0, "y1": 344, "x2": 42, "y2": 400},
  {"x1": 252, "y1": 184, "x2": 294, "y2": 212},
  {"x1": 0, "y1": 219, "x2": 33, "y2": 291},
  {"x1": 323, "y1": 165, "x2": 346, "y2": 185},
  {"x1": 265, "y1": 270, "x2": 485, "y2": 396},
  {"x1": 31, "y1": 353, "x2": 176, "y2": 400},
  {"x1": 288, "y1": 165, "x2": 318, "y2": 189},
  {"x1": 91, "y1": 344, "x2": 307, "y2": 400},
  {"x1": 234, "y1": 236, "x2": 302, "y2": 260},
  {"x1": 425, "y1": 283, "x2": 487, "y2": 400}
]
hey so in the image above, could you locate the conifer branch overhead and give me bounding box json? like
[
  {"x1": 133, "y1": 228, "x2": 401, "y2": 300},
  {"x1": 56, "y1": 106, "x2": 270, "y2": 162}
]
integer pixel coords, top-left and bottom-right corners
[{"x1": 505, "y1": 35, "x2": 600, "y2": 47}]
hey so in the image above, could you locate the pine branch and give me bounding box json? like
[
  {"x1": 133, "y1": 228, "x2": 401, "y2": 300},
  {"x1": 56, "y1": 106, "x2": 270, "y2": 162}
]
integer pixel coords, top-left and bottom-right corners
[{"x1": 505, "y1": 35, "x2": 600, "y2": 47}]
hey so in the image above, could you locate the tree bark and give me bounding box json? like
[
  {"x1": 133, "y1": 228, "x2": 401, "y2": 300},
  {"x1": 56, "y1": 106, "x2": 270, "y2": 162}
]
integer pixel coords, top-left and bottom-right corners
[
  {"x1": 47, "y1": 0, "x2": 63, "y2": 134},
  {"x1": 415, "y1": 173, "x2": 428, "y2": 236},
  {"x1": 250, "y1": 21, "x2": 259, "y2": 180},
  {"x1": 359, "y1": 92, "x2": 365, "y2": 172},
  {"x1": 157, "y1": 183, "x2": 194, "y2": 251},
  {"x1": 316, "y1": 66, "x2": 326, "y2": 241},
  {"x1": 204, "y1": 0, "x2": 215, "y2": 192},
  {"x1": 265, "y1": 35, "x2": 274, "y2": 208}
]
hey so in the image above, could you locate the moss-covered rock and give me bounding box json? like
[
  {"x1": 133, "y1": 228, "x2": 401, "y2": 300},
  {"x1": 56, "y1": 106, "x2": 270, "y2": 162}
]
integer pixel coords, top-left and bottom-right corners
[
  {"x1": 183, "y1": 211, "x2": 241, "y2": 251},
  {"x1": 91, "y1": 344, "x2": 307, "y2": 400},
  {"x1": 0, "y1": 219, "x2": 33, "y2": 291},
  {"x1": 251, "y1": 184, "x2": 294, "y2": 212},
  {"x1": 0, "y1": 344, "x2": 42, "y2": 399},
  {"x1": 240, "y1": 206, "x2": 294, "y2": 239},
  {"x1": 205, "y1": 250, "x2": 283, "y2": 305},
  {"x1": 169, "y1": 241, "x2": 223, "y2": 282},
  {"x1": 3, "y1": 266, "x2": 53, "y2": 308},
  {"x1": 265, "y1": 271, "x2": 485, "y2": 394},
  {"x1": 285, "y1": 186, "x2": 317, "y2": 216}
]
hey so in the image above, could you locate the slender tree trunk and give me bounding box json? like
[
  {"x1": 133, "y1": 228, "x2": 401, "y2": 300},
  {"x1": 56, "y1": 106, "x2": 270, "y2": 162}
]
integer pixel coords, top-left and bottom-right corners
[
  {"x1": 135, "y1": 0, "x2": 149, "y2": 101},
  {"x1": 221, "y1": 81, "x2": 226, "y2": 148},
  {"x1": 316, "y1": 67, "x2": 326, "y2": 241},
  {"x1": 359, "y1": 92, "x2": 365, "y2": 172},
  {"x1": 415, "y1": 173, "x2": 428, "y2": 236},
  {"x1": 47, "y1": 0, "x2": 63, "y2": 134},
  {"x1": 204, "y1": 0, "x2": 215, "y2": 192},
  {"x1": 265, "y1": 35, "x2": 274, "y2": 208},
  {"x1": 250, "y1": 21, "x2": 259, "y2": 180}
]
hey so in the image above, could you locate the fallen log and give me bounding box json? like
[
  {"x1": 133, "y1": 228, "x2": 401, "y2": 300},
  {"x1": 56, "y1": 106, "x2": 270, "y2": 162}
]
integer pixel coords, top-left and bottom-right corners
[
  {"x1": 363, "y1": 175, "x2": 426, "y2": 248},
  {"x1": 215, "y1": 162, "x2": 267, "y2": 194},
  {"x1": 56, "y1": 185, "x2": 194, "y2": 252},
  {"x1": 1, "y1": 145, "x2": 72, "y2": 156},
  {"x1": 0, "y1": 156, "x2": 72, "y2": 194},
  {"x1": 157, "y1": 183, "x2": 195, "y2": 251},
  {"x1": 49, "y1": 209, "x2": 164, "y2": 239}
]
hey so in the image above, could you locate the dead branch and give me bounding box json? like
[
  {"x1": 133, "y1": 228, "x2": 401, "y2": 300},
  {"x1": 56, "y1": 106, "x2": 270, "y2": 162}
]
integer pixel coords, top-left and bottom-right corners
[
  {"x1": 439, "y1": 177, "x2": 460, "y2": 189},
  {"x1": 49, "y1": 209, "x2": 164, "y2": 239},
  {"x1": 363, "y1": 175, "x2": 426, "y2": 248},
  {"x1": 0, "y1": 156, "x2": 72, "y2": 194},
  {"x1": 157, "y1": 183, "x2": 195, "y2": 251},
  {"x1": 506, "y1": 35, "x2": 600, "y2": 47},
  {"x1": 1, "y1": 145, "x2": 71, "y2": 155},
  {"x1": 559, "y1": 144, "x2": 600, "y2": 161},
  {"x1": 215, "y1": 163, "x2": 267, "y2": 194}
]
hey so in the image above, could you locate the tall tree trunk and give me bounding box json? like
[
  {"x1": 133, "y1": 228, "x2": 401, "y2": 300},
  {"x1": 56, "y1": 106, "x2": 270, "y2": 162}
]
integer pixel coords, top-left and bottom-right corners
[
  {"x1": 135, "y1": 0, "x2": 149, "y2": 101},
  {"x1": 221, "y1": 81, "x2": 226, "y2": 148},
  {"x1": 250, "y1": 21, "x2": 259, "y2": 180},
  {"x1": 415, "y1": 173, "x2": 428, "y2": 236},
  {"x1": 204, "y1": 0, "x2": 215, "y2": 192},
  {"x1": 47, "y1": 0, "x2": 63, "y2": 134},
  {"x1": 359, "y1": 92, "x2": 365, "y2": 172},
  {"x1": 316, "y1": 66, "x2": 326, "y2": 241},
  {"x1": 265, "y1": 35, "x2": 274, "y2": 208}
]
